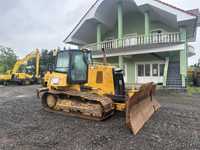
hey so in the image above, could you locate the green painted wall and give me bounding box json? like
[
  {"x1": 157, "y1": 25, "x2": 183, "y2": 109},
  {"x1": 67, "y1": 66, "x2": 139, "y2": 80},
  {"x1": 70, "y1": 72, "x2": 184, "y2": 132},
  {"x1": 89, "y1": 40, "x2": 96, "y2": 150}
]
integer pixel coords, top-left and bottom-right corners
[
  {"x1": 123, "y1": 12, "x2": 145, "y2": 35},
  {"x1": 94, "y1": 57, "x2": 118, "y2": 66},
  {"x1": 151, "y1": 51, "x2": 180, "y2": 62},
  {"x1": 102, "y1": 11, "x2": 178, "y2": 41},
  {"x1": 151, "y1": 21, "x2": 177, "y2": 32},
  {"x1": 126, "y1": 60, "x2": 135, "y2": 84}
]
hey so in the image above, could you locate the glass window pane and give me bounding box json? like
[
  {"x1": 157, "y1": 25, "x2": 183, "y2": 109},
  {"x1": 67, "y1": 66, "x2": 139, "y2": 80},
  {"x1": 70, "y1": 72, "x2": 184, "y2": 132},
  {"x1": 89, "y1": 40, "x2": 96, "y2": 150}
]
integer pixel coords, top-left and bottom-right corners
[
  {"x1": 55, "y1": 52, "x2": 69, "y2": 72},
  {"x1": 145, "y1": 64, "x2": 150, "y2": 76},
  {"x1": 70, "y1": 52, "x2": 87, "y2": 82},
  {"x1": 138, "y1": 64, "x2": 144, "y2": 77},
  {"x1": 159, "y1": 64, "x2": 165, "y2": 76},
  {"x1": 152, "y1": 64, "x2": 158, "y2": 76}
]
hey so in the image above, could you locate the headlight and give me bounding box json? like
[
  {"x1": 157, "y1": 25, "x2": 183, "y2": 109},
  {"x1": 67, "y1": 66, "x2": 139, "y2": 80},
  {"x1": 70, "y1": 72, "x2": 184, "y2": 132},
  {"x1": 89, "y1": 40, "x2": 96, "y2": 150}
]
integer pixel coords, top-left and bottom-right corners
[{"x1": 51, "y1": 77, "x2": 60, "y2": 84}]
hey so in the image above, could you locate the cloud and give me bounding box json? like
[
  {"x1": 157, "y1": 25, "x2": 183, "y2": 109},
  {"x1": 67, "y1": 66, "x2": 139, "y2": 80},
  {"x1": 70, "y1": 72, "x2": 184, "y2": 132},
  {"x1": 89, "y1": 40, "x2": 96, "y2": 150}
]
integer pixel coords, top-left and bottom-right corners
[{"x1": 0, "y1": 0, "x2": 95, "y2": 57}]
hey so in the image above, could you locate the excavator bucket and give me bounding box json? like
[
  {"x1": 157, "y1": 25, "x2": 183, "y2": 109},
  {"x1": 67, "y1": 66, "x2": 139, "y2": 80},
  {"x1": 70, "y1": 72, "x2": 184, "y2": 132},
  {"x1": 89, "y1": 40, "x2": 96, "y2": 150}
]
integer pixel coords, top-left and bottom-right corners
[{"x1": 126, "y1": 83, "x2": 160, "y2": 135}]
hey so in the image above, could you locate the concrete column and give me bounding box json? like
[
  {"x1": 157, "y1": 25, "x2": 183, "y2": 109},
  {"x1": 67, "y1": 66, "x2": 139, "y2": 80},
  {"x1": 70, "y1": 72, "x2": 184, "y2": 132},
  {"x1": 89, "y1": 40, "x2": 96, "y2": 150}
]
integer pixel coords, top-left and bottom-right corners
[
  {"x1": 144, "y1": 11, "x2": 150, "y2": 36},
  {"x1": 118, "y1": 55, "x2": 124, "y2": 69},
  {"x1": 117, "y1": 1, "x2": 123, "y2": 47},
  {"x1": 180, "y1": 27, "x2": 187, "y2": 87},
  {"x1": 97, "y1": 23, "x2": 101, "y2": 50}
]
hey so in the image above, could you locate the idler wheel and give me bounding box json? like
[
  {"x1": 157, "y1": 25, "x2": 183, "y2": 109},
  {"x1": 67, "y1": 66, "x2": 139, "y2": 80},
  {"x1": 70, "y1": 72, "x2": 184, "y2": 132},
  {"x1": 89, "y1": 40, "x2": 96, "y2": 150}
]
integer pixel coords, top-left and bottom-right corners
[{"x1": 46, "y1": 95, "x2": 57, "y2": 108}]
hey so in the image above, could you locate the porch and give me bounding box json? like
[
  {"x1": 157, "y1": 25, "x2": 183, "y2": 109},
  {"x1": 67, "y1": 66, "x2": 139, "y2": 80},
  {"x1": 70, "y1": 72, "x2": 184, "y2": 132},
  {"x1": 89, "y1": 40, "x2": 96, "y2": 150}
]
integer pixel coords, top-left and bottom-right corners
[{"x1": 93, "y1": 50, "x2": 188, "y2": 88}]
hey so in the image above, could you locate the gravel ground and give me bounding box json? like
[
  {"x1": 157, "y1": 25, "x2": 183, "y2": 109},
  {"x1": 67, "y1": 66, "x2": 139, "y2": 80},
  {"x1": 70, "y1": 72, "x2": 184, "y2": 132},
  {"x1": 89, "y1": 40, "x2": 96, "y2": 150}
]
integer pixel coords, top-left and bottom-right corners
[{"x1": 0, "y1": 85, "x2": 199, "y2": 150}]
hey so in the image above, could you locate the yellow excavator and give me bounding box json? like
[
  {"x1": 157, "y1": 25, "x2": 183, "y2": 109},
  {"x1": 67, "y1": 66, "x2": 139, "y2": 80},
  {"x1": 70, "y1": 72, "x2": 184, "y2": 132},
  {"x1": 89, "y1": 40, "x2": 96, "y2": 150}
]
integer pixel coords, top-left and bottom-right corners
[
  {"x1": 0, "y1": 70, "x2": 12, "y2": 84},
  {"x1": 37, "y1": 49, "x2": 160, "y2": 135},
  {"x1": 0, "y1": 49, "x2": 40, "y2": 85}
]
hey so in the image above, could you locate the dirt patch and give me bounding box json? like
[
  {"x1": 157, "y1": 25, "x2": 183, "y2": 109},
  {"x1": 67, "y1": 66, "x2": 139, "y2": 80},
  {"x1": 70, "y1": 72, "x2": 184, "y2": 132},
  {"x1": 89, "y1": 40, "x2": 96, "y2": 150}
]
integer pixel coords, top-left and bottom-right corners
[{"x1": 0, "y1": 85, "x2": 199, "y2": 150}]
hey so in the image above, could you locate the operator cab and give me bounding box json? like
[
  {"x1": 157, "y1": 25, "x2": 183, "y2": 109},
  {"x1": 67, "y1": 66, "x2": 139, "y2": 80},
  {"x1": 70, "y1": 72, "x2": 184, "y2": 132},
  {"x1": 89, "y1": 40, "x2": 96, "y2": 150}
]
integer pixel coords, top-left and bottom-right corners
[
  {"x1": 54, "y1": 49, "x2": 91, "y2": 84},
  {"x1": 112, "y1": 68, "x2": 126, "y2": 102},
  {"x1": 54, "y1": 49, "x2": 125, "y2": 101}
]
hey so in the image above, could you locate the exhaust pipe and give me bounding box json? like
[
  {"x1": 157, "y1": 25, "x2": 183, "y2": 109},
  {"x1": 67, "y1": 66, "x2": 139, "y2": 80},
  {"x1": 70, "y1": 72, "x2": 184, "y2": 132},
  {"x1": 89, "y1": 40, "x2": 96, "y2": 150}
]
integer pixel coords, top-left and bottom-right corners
[{"x1": 101, "y1": 48, "x2": 107, "y2": 64}]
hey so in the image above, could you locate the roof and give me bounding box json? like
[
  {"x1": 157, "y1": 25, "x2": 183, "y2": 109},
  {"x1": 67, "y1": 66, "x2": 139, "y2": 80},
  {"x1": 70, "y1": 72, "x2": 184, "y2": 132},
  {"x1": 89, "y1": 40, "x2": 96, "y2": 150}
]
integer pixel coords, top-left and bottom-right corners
[
  {"x1": 187, "y1": 9, "x2": 200, "y2": 26},
  {"x1": 154, "y1": 0, "x2": 197, "y2": 17},
  {"x1": 63, "y1": 0, "x2": 100, "y2": 43},
  {"x1": 187, "y1": 9, "x2": 200, "y2": 16},
  {"x1": 64, "y1": 0, "x2": 198, "y2": 44}
]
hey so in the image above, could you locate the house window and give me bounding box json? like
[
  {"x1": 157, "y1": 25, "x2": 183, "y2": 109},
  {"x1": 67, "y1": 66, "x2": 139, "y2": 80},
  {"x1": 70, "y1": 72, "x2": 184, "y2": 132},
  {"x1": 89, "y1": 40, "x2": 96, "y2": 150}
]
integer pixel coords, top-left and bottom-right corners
[
  {"x1": 152, "y1": 64, "x2": 158, "y2": 76},
  {"x1": 137, "y1": 63, "x2": 165, "y2": 78},
  {"x1": 145, "y1": 64, "x2": 151, "y2": 76},
  {"x1": 137, "y1": 64, "x2": 144, "y2": 76},
  {"x1": 159, "y1": 64, "x2": 165, "y2": 76}
]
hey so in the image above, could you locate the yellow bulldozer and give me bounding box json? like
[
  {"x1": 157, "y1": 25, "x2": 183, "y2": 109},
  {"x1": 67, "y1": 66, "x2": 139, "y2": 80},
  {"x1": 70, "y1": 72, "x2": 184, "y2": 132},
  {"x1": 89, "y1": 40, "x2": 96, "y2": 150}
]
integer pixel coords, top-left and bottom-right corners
[
  {"x1": 37, "y1": 49, "x2": 160, "y2": 135},
  {"x1": 0, "y1": 49, "x2": 40, "y2": 85}
]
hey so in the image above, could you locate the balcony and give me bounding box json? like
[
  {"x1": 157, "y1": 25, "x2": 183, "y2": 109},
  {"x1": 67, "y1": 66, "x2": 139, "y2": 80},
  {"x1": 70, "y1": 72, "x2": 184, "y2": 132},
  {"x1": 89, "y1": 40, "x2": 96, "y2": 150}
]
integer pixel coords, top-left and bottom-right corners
[{"x1": 82, "y1": 32, "x2": 183, "y2": 51}]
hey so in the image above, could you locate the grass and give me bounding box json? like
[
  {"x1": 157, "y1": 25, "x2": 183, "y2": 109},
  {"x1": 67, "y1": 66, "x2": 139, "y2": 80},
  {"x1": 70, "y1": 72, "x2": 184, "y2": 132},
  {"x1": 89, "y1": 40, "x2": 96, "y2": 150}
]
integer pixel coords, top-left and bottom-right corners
[{"x1": 187, "y1": 86, "x2": 200, "y2": 96}]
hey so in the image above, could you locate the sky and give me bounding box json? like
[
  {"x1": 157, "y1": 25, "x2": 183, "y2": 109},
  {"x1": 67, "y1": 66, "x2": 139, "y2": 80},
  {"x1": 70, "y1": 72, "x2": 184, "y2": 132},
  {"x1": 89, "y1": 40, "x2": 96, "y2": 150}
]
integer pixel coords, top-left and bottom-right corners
[{"x1": 0, "y1": 0, "x2": 200, "y2": 65}]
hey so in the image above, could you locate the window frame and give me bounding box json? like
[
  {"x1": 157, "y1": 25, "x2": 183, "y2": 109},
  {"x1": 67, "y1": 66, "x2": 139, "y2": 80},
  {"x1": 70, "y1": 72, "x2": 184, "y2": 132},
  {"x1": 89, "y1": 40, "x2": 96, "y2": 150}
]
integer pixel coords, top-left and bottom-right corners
[
  {"x1": 159, "y1": 64, "x2": 165, "y2": 76},
  {"x1": 145, "y1": 64, "x2": 151, "y2": 77},
  {"x1": 152, "y1": 64, "x2": 159, "y2": 76},
  {"x1": 137, "y1": 64, "x2": 144, "y2": 77},
  {"x1": 136, "y1": 62, "x2": 165, "y2": 78}
]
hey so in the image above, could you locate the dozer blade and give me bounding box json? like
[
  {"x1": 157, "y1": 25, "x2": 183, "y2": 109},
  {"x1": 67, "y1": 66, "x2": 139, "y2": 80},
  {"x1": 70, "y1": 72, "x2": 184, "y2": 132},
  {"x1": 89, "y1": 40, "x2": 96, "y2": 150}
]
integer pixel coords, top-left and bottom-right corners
[{"x1": 126, "y1": 83, "x2": 160, "y2": 135}]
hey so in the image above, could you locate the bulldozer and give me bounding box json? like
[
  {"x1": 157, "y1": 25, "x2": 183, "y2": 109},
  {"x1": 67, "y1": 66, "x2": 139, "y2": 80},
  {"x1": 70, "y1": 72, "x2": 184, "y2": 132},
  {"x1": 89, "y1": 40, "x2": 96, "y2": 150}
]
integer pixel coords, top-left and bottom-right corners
[
  {"x1": 0, "y1": 49, "x2": 40, "y2": 85},
  {"x1": 37, "y1": 49, "x2": 160, "y2": 135}
]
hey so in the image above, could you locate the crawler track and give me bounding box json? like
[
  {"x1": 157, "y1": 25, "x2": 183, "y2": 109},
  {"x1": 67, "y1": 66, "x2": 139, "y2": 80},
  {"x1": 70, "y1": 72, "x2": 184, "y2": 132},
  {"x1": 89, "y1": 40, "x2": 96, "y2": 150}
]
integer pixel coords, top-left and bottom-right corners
[{"x1": 40, "y1": 89, "x2": 114, "y2": 121}]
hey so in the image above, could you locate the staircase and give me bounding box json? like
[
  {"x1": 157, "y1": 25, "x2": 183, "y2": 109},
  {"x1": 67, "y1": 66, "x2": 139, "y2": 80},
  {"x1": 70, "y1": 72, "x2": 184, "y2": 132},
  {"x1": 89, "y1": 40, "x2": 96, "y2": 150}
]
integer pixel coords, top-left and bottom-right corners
[{"x1": 166, "y1": 62, "x2": 183, "y2": 89}]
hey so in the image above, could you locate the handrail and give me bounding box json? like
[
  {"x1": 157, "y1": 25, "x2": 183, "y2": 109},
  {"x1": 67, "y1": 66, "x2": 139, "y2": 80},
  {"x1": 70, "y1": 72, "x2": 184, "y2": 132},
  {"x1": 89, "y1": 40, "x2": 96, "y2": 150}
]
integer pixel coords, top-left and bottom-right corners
[
  {"x1": 82, "y1": 32, "x2": 182, "y2": 51},
  {"x1": 163, "y1": 57, "x2": 169, "y2": 87}
]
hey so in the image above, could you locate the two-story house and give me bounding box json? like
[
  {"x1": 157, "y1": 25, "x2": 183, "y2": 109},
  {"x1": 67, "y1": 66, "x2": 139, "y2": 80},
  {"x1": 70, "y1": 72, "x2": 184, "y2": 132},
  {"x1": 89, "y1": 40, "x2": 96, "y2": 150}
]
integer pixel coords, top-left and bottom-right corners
[{"x1": 64, "y1": 0, "x2": 200, "y2": 89}]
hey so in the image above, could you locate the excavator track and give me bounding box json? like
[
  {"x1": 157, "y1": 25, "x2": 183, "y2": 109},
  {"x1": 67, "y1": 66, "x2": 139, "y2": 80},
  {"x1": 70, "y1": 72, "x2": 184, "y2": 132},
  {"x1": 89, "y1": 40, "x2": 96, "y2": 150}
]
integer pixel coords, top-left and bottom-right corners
[{"x1": 39, "y1": 89, "x2": 114, "y2": 121}]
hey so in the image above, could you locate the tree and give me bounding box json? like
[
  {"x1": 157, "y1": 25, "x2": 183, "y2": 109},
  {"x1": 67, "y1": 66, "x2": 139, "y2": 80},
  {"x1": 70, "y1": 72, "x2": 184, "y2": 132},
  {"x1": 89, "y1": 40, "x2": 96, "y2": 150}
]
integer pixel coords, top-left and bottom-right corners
[{"x1": 0, "y1": 46, "x2": 17, "y2": 73}]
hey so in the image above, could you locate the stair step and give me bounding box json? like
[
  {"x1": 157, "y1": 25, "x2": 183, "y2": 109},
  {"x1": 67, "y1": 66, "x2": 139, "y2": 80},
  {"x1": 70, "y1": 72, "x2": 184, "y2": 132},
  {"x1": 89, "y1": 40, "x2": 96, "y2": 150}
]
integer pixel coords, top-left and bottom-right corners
[
  {"x1": 167, "y1": 78, "x2": 181, "y2": 80},
  {"x1": 167, "y1": 85, "x2": 183, "y2": 88},
  {"x1": 167, "y1": 79, "x2": 182, "y2": 81},
  {"x1": 167, "y1": 80, "x2": 182, "y2": 83},
  {"x1": 164, "y1": 87, "x2": 186, "y2": 91},
  {"x1": 168, "y1": 76, "x2": 180, "y2": 78},
  {"x1": 167, "y1": 82, "x2": 182, "y2": 84},
  {"x1": 168, "y1": 80, "x2": 181, "y2": 82},
  {"x1": 166, "y1": 62, "x2": 182, "y2": 88}
]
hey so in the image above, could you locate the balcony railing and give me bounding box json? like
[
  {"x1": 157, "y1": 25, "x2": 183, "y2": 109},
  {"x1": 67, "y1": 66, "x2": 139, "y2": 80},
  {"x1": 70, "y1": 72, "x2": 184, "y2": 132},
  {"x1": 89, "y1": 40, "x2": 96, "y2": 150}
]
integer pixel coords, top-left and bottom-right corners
[{"x1": 82, "y1": 32, "x2": 183, "y2": 51}]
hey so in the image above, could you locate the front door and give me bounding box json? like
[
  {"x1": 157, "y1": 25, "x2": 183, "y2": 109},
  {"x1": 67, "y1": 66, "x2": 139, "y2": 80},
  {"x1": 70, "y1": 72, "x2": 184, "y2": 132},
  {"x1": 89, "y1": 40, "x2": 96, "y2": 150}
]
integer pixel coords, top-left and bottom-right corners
[{"x1": 136, "y1": 62, "x2": 165, "y2": 84}]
